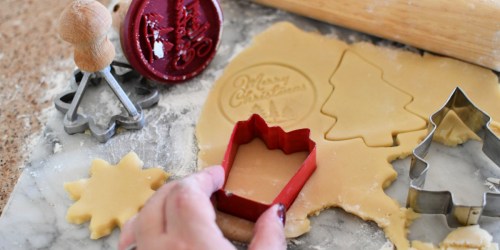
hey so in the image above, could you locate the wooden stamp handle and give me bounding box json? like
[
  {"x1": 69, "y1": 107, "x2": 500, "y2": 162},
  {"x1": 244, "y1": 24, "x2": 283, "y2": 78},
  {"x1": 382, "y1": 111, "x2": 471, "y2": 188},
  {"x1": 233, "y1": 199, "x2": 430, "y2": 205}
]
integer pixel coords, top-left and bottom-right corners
[{"x1": 59, "y1": 0, "x2": 115, "y2": 72}]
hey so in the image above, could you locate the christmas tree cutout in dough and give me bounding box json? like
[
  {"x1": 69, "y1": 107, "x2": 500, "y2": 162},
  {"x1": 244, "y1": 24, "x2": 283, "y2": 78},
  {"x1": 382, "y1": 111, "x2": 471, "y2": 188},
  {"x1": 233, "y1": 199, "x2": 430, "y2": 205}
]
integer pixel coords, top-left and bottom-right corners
[
  {"x1": 322, "y1": 51, "x2": 427, "y2": 147},
  {"x1": 64, "y1": 152, "x2": 169, "y2": 239}
]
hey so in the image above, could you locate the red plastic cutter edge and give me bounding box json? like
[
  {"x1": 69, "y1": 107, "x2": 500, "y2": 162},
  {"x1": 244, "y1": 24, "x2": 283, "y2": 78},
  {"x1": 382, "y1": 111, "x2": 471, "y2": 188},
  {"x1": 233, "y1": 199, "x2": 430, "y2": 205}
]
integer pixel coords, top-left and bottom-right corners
[{"x1": 215, "y1": 114, "x2": 317, "y2": 223}]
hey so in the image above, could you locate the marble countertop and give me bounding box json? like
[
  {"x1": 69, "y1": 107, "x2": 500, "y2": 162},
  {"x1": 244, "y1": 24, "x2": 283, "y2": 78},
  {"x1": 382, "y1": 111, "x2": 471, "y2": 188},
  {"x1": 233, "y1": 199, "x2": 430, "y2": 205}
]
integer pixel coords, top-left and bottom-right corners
[{"x1": 0, "y1": 1, "x2": 499, "y2": 249}]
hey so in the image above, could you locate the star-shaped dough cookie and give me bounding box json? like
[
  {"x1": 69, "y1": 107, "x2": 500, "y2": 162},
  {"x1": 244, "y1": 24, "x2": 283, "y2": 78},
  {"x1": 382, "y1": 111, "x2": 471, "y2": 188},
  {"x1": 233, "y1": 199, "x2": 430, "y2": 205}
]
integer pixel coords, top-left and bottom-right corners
[{"x1": 64, "y1": 152, "x2": 169, "y2": 239}]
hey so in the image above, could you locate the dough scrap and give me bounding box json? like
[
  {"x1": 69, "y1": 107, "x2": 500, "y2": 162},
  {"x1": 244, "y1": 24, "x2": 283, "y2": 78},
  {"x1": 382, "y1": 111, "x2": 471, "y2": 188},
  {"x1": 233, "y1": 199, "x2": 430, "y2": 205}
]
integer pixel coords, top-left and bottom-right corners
[
  {"x1": 411, "y1": 225, "x2": 499, "y2": 250},
  {"x1": 433, "y1": 109, "x2": 481, "y2": 147},
  {"x1": 440, "y1": 225, "x2": 498, "y2": 250},
  {"x1": 196, "y1": 22, "x2": 500, "y2": 249},
  {"x1": 64, "y1": 152, "x2": 169, "y2": 239}
]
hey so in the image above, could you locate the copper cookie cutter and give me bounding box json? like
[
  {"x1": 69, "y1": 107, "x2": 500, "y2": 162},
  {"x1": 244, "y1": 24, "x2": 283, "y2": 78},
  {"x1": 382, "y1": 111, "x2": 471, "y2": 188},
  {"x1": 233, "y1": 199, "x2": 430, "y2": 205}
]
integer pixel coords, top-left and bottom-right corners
[
  {"x1": 407, "y1": 87, "x2": 500, "y2": 226},
  {"x1": 215, "y1": 114, "x2": 317, "y2": 222}
]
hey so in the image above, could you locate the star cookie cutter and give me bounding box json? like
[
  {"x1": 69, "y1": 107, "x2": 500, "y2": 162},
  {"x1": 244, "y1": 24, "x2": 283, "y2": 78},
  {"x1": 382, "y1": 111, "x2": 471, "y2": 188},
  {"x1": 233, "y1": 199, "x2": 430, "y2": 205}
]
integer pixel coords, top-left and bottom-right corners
[
  {"x1": 54, "y1": 62, "x2": 159, "y2": 143},
  {"x1": 215, "y1": 114, "x2": 317, "y2": 223},
  {"x1": 407, "y1": 87, "x2": 500, "y2": 226}
]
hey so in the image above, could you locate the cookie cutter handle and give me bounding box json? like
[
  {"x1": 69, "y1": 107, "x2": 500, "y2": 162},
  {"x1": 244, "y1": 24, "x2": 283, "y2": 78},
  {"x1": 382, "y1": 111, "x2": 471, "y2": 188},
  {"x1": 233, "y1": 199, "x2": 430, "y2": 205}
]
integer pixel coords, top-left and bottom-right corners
[
  {"x1": 65, "y1": 72, "x2": 91, "y2": 122},
  {"x1": 59, "y1": 0, "x2": 115, "y2": 72},
  {"x1": 100, "y1": 67, "x2": 139, "y2": 118}
]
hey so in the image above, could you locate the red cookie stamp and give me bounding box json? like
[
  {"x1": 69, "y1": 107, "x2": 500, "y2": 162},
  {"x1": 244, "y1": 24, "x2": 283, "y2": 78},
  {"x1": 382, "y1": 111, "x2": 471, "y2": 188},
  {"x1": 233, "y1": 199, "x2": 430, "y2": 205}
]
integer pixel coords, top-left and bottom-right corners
[{"x1": 122, "y1": 0, "x2": 223, "y2": 83}]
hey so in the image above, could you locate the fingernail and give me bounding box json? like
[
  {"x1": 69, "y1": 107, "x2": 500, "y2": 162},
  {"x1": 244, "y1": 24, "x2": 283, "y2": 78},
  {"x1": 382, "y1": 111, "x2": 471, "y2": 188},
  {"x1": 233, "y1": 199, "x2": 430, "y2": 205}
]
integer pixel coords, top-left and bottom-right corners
[
  {"x1": 277, "y1": 203, "x2": 286, "y2": 226},
  {"x1": 125, "y1": 243, "x2": 137, "y2": 250}
]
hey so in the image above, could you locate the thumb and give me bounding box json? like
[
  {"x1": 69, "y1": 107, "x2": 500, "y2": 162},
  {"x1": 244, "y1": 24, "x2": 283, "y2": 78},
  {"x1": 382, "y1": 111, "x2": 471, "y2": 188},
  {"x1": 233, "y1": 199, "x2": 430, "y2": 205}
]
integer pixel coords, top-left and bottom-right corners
[
  {"x1": 248, "y1": 204, "x2": 287, "y2": 250},
  {"x1": 118, "y1": 215, "x2": 137, "y2": 250}
]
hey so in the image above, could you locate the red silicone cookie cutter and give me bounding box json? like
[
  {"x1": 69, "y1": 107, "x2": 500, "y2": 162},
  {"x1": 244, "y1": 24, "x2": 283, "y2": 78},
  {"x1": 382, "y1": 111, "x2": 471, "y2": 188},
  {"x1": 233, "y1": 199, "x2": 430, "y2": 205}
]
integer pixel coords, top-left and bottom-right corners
[
  {"x1": 216, "y1": 114, "x2": 317, "y2": 223},
  {"x1": 121, "y1": 0, "x2": 223, "y2": 83}
]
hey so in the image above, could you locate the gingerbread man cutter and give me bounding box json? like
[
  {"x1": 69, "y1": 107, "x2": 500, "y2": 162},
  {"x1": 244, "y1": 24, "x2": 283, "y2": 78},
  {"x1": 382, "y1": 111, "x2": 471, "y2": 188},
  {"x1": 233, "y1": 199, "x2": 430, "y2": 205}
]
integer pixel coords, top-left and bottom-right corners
[{"x1": 407, "y1": 87, "x2": 500, "y2": 226}]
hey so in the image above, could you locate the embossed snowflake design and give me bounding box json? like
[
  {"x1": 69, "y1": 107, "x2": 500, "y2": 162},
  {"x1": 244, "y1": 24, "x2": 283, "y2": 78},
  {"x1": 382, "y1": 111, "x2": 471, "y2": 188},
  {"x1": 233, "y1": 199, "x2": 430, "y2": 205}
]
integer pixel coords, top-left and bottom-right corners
[{"x1": 64, "y1": 152, "x2": 169, "y2": 239}]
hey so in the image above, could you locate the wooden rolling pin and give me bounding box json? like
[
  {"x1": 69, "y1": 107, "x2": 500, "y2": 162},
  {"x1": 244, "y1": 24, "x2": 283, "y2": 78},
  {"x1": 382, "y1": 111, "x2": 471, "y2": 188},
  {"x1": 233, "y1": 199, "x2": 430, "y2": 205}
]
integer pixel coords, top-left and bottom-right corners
[{"x1": 253, "y1": 0, "x2": 500, "y2": 71}]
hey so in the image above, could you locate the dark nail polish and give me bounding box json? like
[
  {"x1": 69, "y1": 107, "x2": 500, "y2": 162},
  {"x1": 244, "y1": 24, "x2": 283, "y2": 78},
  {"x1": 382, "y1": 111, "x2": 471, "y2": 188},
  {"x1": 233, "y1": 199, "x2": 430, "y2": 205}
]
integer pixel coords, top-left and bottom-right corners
[
  {"x1": 125, "y1": 243, "x2": 137, "y2": 250},
  {"x1": 277, "y1": 203, "x2": 286, "y2": 226}
]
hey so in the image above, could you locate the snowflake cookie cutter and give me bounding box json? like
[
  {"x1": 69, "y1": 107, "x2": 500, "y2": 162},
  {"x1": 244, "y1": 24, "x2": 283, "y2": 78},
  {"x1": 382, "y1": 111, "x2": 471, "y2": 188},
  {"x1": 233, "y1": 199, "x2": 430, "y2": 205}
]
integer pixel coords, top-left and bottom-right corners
[
  {"x1": 407, "y1": 87, "x2": 500, "y2": 226},
  {"x1": 54, "y1": 62, "x2": 159, "y2": 143},
  {"x1": 215, "y1": 114, "x2": 317, "y2": 223}
]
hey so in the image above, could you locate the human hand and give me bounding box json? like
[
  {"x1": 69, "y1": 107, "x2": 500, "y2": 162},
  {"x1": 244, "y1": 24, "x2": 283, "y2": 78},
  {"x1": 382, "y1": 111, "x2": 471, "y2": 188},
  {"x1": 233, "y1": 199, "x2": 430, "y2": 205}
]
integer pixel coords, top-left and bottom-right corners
[{"x1": 118, "y1": 165, "x2": 286, "y2": 250}]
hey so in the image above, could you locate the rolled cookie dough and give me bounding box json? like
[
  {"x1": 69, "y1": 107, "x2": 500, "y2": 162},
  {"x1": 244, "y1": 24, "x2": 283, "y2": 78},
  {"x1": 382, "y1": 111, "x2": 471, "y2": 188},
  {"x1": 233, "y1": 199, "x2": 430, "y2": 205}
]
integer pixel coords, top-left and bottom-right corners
[
  {"x1": 225, "y1": 139, "x2": 308, "y2": 204},
  {"x1": 64, "y1": 151, "x2": 169, "y2": 239},
  {"x1": 196, "y1": 22, "x2": 500, "y2": 249}
]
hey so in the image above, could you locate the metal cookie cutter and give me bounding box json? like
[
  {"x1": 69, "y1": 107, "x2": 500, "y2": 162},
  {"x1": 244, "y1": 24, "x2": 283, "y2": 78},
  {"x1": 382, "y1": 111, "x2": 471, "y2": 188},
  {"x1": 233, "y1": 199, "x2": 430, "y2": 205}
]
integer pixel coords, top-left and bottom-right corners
[
  {"x1": 407, "y1": 87, "x2": 500, "y2": 226},
  {"x1": 215, "y1": 114, "x2": 317, "y2": 223},
  {"x1": 54, "y1": 62, "x2": 159, "y2": 143},
  {"x1": 56, "y1": 0, "x2": 159, "y2": 143}
]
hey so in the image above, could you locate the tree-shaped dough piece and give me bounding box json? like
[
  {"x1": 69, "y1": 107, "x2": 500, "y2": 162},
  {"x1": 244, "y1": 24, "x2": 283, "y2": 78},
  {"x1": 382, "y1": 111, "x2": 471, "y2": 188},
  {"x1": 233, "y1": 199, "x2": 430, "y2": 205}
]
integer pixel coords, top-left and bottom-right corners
[
  {"x1": 322, "y1": 51, "x2": 426, "y2": 146},
  {"x1": 64, "y1": 152, "x2": 169, "y2": 239}
]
